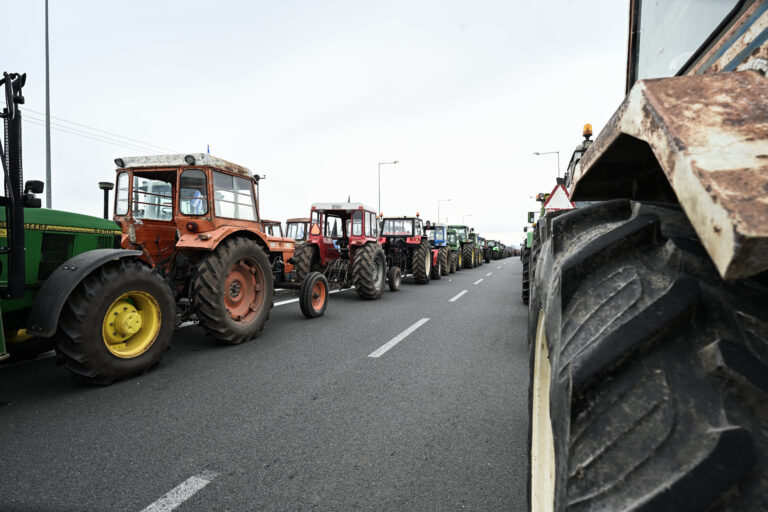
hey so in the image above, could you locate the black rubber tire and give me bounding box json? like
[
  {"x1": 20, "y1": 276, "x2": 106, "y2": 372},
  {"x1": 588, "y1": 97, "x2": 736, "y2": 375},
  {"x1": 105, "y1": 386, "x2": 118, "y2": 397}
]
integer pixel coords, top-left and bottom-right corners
[
  {"x1": 477, "y1": 248, "x2": 484, "y2": 265},
  {"x1": 294, "y1": 243, "x2": 317, "y2": 281},
  {"x1": 522, "y1": 247, "x2": 530, "y2": 305},
  {"x1": 388, "y1": 266, "x2": 402, "y2": 292},
  {"x1": 193, "y1": 237, "x2": 273, "y2": 344},
  {"x1": 455, "y1": 250, "x2": 463, "y2": 272},
  {"x1": 449, "y1": 252, "x2": 457, "y2": 274},
  {"x1": 352, "y1": 243, "x2": 386, "y2": 299},
  {"x1": 462, "y1": 243, "x2": 475, "y2": 269},
  {"x1": 412, "y1": 241, "x2": 432, "y2": 284},
  {"x1": 4, "y1": 336, "x2": 56, "y2": 361},
  {"x1": 527, "y1": 199, "x2": 768, "y2": 511},
  {"x1": 55, "y1": 258, "x2": 175, "y2": 385},
  {"x1": 439, "y1": 247, "x2": 450, "y2": 276},
  {"x1": 299, "y1": 271, "x2": 328, "y2": 318}
]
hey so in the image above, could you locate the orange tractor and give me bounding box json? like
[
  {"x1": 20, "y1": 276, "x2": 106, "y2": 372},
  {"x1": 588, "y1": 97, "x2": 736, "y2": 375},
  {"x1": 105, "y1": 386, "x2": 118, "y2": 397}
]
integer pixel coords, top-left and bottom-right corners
[
  {"x1": 292, "y1": 202, "x2": 386, "y2": 301},
  {"x1": 112, "y1": 153, "x2": 325, "y2": 342}
]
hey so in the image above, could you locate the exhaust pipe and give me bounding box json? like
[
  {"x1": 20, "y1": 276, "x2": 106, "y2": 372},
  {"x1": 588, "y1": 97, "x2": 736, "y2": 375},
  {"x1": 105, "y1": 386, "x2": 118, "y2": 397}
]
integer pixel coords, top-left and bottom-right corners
[{"x1": 98, "y1": 181, "x2": 114, "y2": 219}]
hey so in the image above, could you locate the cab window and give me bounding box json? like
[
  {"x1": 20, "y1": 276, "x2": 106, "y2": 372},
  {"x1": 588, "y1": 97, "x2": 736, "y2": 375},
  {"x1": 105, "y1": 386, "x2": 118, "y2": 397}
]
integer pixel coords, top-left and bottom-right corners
[
  {"x1": 179, "y1": 169, "x2": 208, "y2": 216},
  {"x1": 213, "y1": 171, "x2": 256, "y2": 220},
  {"x1": 115, "y1": 172, "x2": 129, "y2": 215},
  {"x1": 352, "y1": 210, "x2": 363, "y2": 236}
]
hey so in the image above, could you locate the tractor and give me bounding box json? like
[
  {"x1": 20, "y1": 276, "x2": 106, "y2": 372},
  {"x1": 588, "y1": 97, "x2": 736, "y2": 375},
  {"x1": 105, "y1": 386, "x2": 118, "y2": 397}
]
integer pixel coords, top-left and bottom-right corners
[
  {"x1": 286, "y1": 217, "x2": 309, "y2": 245},
  {"x1": 449, "y1": 224, "x2": 477, "y2": 269},
  {"x1": 446, "y1": 227, "x2": 463, "y2": 271},
  {"x1": 293, "y1": 202, "x2": 387, "y2": 299},
  {"x1": 0, "y1": 72, "x2": 175, "y2": 384},
  {"x1": 487, "y1": 240, "x2": 502, "y2": 260},
  {"x1": 470, "y1": 231, "x2": 485, "y2": 266},
  {"x1": 111, "y1": 153, "x2": 325, "y2": 333},
  {"x1": 527, "y1": 1, "x2": 768, "y2": 510},
  {"x1": 261, "y1": 219, "x2": 284, "y2": 237},
  {"x1": 378, "y1": 215, "x2": 434, "y2": 285},
  {"x1": 425, "y1": 222, "x2": 453, "y2": 277}
]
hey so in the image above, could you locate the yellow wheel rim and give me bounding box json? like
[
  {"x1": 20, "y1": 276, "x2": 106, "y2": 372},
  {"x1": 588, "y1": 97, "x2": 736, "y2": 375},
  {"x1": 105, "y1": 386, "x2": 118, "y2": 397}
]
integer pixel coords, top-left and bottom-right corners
[
  {"x1": 5, "y1": 329, "x2": 34, "y2": 344},
  {"x1": 531, "y1": 310, "x2": 555, "y2": 512},
  {"x1": 102, "y1": 291, "x2": 161, "y2": 359}
]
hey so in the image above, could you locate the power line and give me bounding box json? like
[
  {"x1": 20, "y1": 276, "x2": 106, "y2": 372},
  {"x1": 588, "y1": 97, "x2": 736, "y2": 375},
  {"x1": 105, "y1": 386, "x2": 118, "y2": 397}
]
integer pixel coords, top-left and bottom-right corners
[
  {"x1": 23, "y1": 113, "x2": 167, "y2": 154},
  {"x1": 22, "y1": 117, "x2": 167, "y2": 155},
  {"x1": 24, "y1": 107, "x2": 179, "y2": 153}
]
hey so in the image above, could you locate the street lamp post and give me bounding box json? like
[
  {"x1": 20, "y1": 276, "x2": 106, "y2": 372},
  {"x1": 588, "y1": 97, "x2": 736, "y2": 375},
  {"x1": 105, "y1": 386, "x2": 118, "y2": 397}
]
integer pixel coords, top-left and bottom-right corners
[
  {"x1": 378, "y1": 161, "x2": 398, "y2": 216},
  {"x1": 533, "y1": 151, "x2": 560, "y2": 178},
  {"x1": 437, "y1": 198, "x2": 450, "y2": 224}
]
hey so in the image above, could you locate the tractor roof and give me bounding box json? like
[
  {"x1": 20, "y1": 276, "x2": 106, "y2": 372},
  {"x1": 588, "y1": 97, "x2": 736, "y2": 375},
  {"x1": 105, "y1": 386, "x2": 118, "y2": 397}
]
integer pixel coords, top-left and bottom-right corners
[
  {"x1": 381, "y1": 216, "x2": 420, "y2": 221},
  {"x1": 116, "y1": 154, "x2": 252, "y2": 178},
  {"x1": 311, "y1": 202, "x2": 376, "y2": 213},
  {"x1": 287, "y1": 217, "x2": 310, "y2": 223},
  {"x1": 426, "y1": 223, "x2": 446, "y2": 228},
  {"x1": 262, "y1": 219, "x2": 281, "y2": 225}
]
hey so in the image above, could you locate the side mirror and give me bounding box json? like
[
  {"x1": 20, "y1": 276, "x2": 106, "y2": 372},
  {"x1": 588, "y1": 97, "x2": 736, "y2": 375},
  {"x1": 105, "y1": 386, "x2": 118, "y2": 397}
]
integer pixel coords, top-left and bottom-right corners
[
  {"x1": 527, "y1": 211, "x2": 535, "y2": 223},
  {"x1": 24, "y1": 180, "x2": 44, "y2": 194},
  {"x1": 523, "y1": 227, "x2": 528, "y2": 232}
]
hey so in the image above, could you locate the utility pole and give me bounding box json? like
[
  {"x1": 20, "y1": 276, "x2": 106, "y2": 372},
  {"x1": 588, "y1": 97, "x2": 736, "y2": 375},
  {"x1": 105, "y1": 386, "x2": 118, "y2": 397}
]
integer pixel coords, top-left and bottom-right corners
[{"x1": 45, "y1": 0, "x2": 52, "y2": 208}]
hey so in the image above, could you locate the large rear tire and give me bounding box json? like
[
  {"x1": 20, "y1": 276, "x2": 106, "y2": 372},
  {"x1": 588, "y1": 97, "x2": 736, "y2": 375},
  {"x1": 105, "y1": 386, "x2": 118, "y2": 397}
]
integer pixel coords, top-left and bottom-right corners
[
  {"x1": 193, "y1": 237, "x2": 273, "y2": 344},
  {"x1": 522, "y1": 247, "x2": 530, "y2": 305},
  {"x1": 528, "y1": 200, "x2": 768, "y2": 511},
  {"x1": 352, "y1": 243, "x2": 386, "y2": 299},
  {"x1": 55, "y1": 259, "x2": 175, "y2": 384},
  {"x1": 412, "y1": 241, "x2": 432, "y2": 284},
  {"x1": 388, "y1": 266, "x2": 402, "y2": 292},
  {"x1": 294, "y1": 243, "x2": 318, "y2": 281},
  {"x1": 439, "y1": 247, "x2": 450, "y2": 276},
  {"x1": 456, "y1": 250, "x2": 463, "y2": 271},
  {"x1": 462, "y1": 243, "x2": 475, "y2": 269}
]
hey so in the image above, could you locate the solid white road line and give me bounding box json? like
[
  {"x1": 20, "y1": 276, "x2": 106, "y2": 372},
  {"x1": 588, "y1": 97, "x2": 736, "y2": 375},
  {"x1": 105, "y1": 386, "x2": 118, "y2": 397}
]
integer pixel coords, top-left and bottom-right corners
[
  {"x1": 449, "y1": 290, "x2": 468, "y2": 302},
  {"x1": 141, "y1": 470, "x2": 219, "y2": 512},
  {"x1": 486, "y1": 272, "x2": 492, "y2": 276},
  {"x1": 273, "y1": 286, "x2": 353, "y2": 307},
  {"x1": 368, "y1": 318, "x2": 430, "y2": 358},
  {"x1": 473, "y1": 278, "x2": 483, "y2": 285}
]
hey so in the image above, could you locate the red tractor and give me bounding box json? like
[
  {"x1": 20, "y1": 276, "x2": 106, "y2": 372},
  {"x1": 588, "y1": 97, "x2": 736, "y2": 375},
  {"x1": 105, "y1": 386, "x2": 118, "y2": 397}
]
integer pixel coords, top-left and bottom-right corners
[
  {"x1": 112, "y1": 153, "x2": 326, "y2": 342},
  {"x1": 378, "y1": 215, "x2": 432, "y2": 285},
  {"x1": 293, "y1": 202, "x2": 386, "y2": 300}
]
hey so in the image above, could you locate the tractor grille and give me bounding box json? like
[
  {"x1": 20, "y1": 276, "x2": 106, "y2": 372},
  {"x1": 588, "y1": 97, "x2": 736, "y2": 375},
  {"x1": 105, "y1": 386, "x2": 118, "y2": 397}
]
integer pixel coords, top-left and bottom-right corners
[
  {"x1": 38, "y1": 233, "x2": 75, "y2": 280},
  {"x1": 96, "y1": 235, "x2": 114, "y2": 249}
]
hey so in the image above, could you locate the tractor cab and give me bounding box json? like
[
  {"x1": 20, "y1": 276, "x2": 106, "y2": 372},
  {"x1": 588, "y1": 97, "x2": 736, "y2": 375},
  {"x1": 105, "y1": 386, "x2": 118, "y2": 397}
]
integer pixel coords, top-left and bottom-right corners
[
  {"x1": 426, "y1": 223, "x2": 448, "y2": 247},
  {"x1": 262, "y1": 219, "x2": 283, "y2": 237},
  {"x1": 286, "y1": 217, "x2": 310, "y2": 244},
  {"x1": 307, "y1": 202, "x2": 379, "y2": 263}
]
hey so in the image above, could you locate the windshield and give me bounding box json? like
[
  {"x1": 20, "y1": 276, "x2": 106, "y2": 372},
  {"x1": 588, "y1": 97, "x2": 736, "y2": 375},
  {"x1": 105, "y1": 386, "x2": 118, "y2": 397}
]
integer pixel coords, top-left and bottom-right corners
[
  {"x1": 635, "y1": 0, "x2": 739, "y2": 81},
  {"x1": 381, "y1": 219, "x2": 413, "y2": 236},
  {"x1": 132, "y1": 175, "x2": 173, "y2": 221},
  {"x1": 287, "y1": 222, "x2": 306, "y2": 240},
  {"x1": 488, "y1": 241, "x2": 496, "y2": 247},
  {"x1": 454, "y1": 227, "x2": 467, "y2": 239}
]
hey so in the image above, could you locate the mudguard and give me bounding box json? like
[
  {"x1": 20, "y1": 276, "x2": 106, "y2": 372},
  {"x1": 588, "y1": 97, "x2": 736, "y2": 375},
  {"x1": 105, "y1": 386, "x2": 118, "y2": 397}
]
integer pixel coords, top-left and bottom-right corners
[{"x1": 27, "y1": 249, "x2": 142, "y2": 337}]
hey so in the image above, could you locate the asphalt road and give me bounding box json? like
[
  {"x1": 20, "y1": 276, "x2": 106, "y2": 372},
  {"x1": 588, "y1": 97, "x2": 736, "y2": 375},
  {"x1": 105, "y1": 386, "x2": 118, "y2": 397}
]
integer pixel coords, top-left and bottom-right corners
[{"x1": 0, "y1": 257, "x2": 529, "y2": 512}]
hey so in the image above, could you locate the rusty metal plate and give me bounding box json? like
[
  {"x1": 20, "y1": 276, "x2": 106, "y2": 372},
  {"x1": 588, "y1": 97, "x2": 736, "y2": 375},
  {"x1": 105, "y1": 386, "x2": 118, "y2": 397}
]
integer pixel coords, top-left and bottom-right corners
[{"x1": 572, "y1": 71, "x2": 768, "y2": 280}]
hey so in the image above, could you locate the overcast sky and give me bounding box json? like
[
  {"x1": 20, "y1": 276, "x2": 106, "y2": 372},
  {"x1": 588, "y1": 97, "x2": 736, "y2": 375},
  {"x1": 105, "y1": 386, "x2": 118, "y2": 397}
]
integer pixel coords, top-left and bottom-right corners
[{"x1": 5, "y1": 1, "x2": 628, "y2": 246}]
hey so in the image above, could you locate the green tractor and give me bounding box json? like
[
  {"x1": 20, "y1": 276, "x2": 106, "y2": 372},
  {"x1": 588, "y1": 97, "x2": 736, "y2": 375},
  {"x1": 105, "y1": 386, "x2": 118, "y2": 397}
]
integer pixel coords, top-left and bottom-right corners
[
  {"x1": 446, "y1": 227, "x2": 462, "y2": 271},
  {"x1": 487, "y1": 240, "x2": 502, "y2": 260},
  {"x1": 0, "y1": 72, "x2": 174, "y2": 383},
  {"x1": 528, "y1": 2, "x2": 768, "y2": 510},
  {"x1": 448, "y1": 224, "x2": 478, "y2": 269},
  {"x1": 470, "y1": 231, "x2": 484, "y2": 266}
]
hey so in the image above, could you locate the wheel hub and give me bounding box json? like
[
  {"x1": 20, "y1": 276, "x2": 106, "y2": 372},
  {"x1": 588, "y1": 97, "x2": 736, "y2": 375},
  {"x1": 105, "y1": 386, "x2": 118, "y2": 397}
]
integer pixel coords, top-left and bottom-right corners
[{"x1": 102, "y1": 292, "x2": 161, "y2": 359}]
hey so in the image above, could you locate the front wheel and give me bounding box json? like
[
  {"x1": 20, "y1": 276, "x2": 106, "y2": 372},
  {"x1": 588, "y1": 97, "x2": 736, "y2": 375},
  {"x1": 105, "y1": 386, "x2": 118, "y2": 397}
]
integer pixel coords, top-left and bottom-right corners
[
  {"x1": 56, "y1": 259, "x2": 175, "y2": 384},
  {"x1": 388, "y1": 266, "x2": 402, "y2": 291},
  {"x1": 193, "y1": 237, "x2": 274, "y2": 344},
  {"x1": 439, "y1": 247, "x2": 450, "y2": 276},
  {"x1": 299, "y1": 272, "x2": 328, "y2": 318},
  {"x1": 462, "y1": 244, "x2": 475, "y2": 269},
  {"x1": 528, "y1": 200, "x2": 768, "y2": 511}
]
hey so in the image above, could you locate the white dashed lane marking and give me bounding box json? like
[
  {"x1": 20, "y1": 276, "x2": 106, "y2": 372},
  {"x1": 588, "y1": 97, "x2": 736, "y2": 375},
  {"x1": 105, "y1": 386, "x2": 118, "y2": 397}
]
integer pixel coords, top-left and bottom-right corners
[
  {"x1": 368, "y1": 318, "x2": 430, "y2": 358},
  {"x1": 140, "y1": 470, "x2": 219, "y2": 512},
  {"x1": 449, "y1": 290, "x2": 468, "y2": 302},
  {"x1": 473, "y1": 278, "x2": 483, "y2": 285}
]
